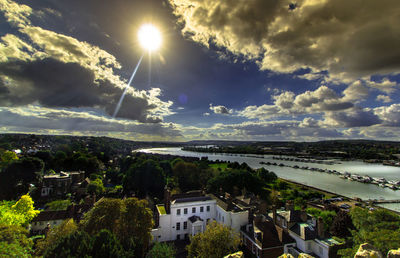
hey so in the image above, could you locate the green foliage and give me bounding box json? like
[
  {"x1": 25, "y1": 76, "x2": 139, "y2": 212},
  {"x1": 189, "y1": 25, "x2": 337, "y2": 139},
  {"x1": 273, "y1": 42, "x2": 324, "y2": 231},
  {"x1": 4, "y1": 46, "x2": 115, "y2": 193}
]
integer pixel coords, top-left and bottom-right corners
[
  {"x1": 0, "y1": 195, "x2": 40, "y2": 226},
  {"x1": 147, "y1": 242, "x2": 176, "y2": 258},
  {"x1": 329, "y1": 210, "x2": 354, "y2": 238},
  {"x1": 80, "y1": 197, "x2": 154, "y2": 257},
  {"x1": 45, "y1": 199, "x2": 72, "y2": 211},
  {"x1": 187, "y1": 221, "x2": 240, "y2": 258},
  {"x1": 87, "y1": 178, "x2": 105, "y2": 196},
  {"x1": 35, "y1": 218, "x2": 78, "y2": 256},
  {"x1": 123, "y1": 159, "x2": 166, "y2": 197},
  {"x1": 256, "y1": 167, "x2": 277, "y2": 183},
  {"x1": 0, "y1": 224, "x2": 33, "y2": 257},
  {"x1": 0, "y1": 150, "x2": 18, "y2": 168},
  {"x1": 340, "y1": 207, "x2": 400, "y2": 256},
  {"x1": 44, "y1": 230, "x2": 93, "y2": 258},
  {"x1": 207, "y1": 169, "x2": 265, "y2": 196},
  {"x1": 92, "y1": 229, "x2": 126, "y2": 258},
  {"x1": 172, "y1": 161, "x2": 204, "y2": 192},
  {"x1": 305, "y1": 208, "x2": 336, "y2": 229},
  {"x1": 0, "y1": 157, "x2": 44, "y2": 199}
]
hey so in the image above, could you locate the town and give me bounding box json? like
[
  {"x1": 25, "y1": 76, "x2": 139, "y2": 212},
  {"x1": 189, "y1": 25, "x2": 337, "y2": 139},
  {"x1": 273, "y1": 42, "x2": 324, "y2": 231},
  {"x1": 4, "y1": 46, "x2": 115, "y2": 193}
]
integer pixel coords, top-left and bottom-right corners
[{"x1": 1, "y1": 134, "x2": 399, "y2": 257}]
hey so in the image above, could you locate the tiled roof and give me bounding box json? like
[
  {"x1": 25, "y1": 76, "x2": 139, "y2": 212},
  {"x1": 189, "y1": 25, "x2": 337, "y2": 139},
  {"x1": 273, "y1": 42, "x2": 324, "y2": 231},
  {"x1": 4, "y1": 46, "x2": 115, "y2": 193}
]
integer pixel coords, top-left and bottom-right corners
[{"x1": 32, "y1": 210, "x2": 70, "y2": 222}]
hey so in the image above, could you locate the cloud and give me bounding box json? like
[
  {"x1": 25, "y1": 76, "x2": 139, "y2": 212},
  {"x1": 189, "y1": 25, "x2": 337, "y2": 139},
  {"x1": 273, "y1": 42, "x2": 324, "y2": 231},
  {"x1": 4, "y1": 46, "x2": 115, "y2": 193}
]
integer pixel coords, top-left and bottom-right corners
[
  {"x1": 374, "y1": 104, "x2": 400, "y2": 126},
  {"x1": 169, "y1": 0, "x2": 400, "y2": 82},
  {"x1": 376, "y1": 95, "x2": 392, "y2": 103},
  {"x1": 209, "y1": 104, "x2": 232, "y2": 115},
  {"x1": 0, "y1": 0, "x2": 174, "y2": 123},
  {"x1": 238, "y1": 85, "x2": 354, "y2": 120},
  {"x1": 323, "y1": 108, "x2": 381, "y2": 128},
  {"x1": 0, "y1": 105, "x2": 183, "y2": 140}
]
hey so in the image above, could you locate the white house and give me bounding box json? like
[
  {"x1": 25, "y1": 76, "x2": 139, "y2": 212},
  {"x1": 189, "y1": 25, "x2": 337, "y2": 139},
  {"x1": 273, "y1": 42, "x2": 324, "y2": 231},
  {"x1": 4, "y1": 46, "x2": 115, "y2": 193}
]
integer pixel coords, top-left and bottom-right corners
[{"x1": 151, "y1": 191, "x2": 250, "y2": 242}]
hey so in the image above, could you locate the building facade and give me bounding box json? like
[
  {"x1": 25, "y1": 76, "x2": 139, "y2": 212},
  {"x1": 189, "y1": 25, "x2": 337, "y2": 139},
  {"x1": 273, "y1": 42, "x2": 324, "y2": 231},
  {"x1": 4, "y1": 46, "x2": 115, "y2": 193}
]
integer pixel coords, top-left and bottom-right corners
[{"x1": 152, "y1": 190, "x2": 250, "y2": 242}]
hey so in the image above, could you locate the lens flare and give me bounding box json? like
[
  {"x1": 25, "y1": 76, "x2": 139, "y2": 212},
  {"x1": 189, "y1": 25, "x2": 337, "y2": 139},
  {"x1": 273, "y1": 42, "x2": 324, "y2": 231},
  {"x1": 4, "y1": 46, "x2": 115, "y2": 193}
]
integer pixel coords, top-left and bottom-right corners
[{"x1": 138, "y1": 24, "x2": 161, "y2": 51}]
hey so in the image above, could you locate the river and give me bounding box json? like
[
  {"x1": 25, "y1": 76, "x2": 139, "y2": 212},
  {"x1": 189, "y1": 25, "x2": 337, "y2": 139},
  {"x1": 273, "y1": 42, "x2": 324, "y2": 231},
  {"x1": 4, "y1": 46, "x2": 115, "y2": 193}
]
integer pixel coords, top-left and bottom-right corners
[{"x1": 139, "y1": 147, "x2": 400, "y2": 212}]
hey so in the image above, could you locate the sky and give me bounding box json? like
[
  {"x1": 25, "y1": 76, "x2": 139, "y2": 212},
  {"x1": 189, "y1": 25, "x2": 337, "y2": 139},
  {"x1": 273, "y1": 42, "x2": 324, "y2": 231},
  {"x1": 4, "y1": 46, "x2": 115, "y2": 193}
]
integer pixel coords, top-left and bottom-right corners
[{"x1": 0, "y1": 0, "x2": 400, "y2": 142}]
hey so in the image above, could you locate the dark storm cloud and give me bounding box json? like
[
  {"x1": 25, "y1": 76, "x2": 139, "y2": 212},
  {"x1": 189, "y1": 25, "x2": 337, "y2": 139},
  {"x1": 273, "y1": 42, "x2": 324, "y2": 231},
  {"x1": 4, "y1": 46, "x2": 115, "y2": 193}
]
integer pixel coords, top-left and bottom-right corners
[
  {"x1": 0, "y1": 58, "x2": 161, "y2": 122},
  {"x1": 169, "y1": 0, "x2": 400, "y2": 82}
]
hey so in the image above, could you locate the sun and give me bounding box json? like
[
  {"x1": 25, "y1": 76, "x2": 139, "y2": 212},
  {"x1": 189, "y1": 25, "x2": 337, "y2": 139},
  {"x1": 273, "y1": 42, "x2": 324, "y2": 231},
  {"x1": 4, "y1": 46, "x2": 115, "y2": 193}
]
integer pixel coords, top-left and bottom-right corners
[{"x1": 138, "y1": 24, "x2": 162, "y2": 52}]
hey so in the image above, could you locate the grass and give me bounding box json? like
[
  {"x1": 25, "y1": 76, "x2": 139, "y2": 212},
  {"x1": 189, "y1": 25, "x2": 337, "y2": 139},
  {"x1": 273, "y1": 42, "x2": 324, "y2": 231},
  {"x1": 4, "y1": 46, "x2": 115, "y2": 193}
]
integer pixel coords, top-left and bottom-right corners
[{"x1": 209, "y1": 163, "x2": 228, "y2": 170}]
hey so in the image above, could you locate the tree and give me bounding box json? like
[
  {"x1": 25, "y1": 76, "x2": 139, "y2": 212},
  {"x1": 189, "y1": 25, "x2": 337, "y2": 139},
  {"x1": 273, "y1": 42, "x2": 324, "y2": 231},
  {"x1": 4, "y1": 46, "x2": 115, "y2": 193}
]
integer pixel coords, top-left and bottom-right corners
[
  {"x1": 0, "y1": 150, "x2": 18, "y2": 168},
  {"x1": 35, "y1": 219, "x2": 78, "y2": 256},
  {"x1": 339, "y1": 207, "x2": 400, "y2": 256},
  {"x1": 257, "y1": 167, "x2": 277, "y2": 183},
  {"x1": 0, "y1": 157, "x2": 44, "y2": 199},
  {"x1": 91, "y1": 230, "x2": 126, "y2": 258},
  {"x1": 0, "y1": 224, "x2": 33, "y2": 257},
  {"x1": 0, "y1": 195, "x2": 40, "y2": 226},
  {"x1": 80, "y1": 197, "x2": 154, "y2": 256},
  {"x1": 187, "y1": 221, "x2": 240, "y2": 258},
  {"x1": 44, "y1": 230, "x2": 93, "y2": 258},
  {"x1": 123, "y1": 159, "x2": 166, "y2": 198},
  {"x1": 147, "y1": 242, "x2": 176, "y2": 258},
  {"x1": 87, "y1": 178, "x2": 105, "y2": 196},
  {"x1": 330, "y1": 210, "x2": 354, "y2": 238}
]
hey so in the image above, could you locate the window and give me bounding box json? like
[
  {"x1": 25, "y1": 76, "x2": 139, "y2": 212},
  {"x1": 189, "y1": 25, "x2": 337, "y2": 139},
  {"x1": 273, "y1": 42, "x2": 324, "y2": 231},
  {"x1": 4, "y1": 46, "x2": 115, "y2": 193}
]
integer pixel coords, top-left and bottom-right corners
[
  {"x1": 200, "y1": 206, "x2": 204, "y2": 212},
  {"x1": 192, "y1": 207, "x2": 196, "y2": 213},
  {"x1": 222, "y1": 216, "x2": 224, "y2": 223},
  {"x1": 177, "y1": 209, "x2": 181, "y2": 215},
  {"x1": 184, "y1": 221, "x2": 187, "y2": 230},
  {"x1": 206, "y1": 205, "x2": 210, "y2": 212},
  {"x1": 177, "y1": 234, "x2": 180, "y2": 240},
  {"x1": 176, "y1": 222, "x2": 180, "y2": 230},
  {"x1": 184, "y1": 208, "x2": 188, "y2": 214}
]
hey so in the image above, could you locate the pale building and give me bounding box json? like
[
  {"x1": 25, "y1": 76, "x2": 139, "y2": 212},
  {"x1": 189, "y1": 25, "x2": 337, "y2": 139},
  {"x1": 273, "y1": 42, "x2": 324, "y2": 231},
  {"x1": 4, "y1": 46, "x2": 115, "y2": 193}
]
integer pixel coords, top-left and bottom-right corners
[{"x1": 151, "y1": 190, "x2": 250, "y2": 242}]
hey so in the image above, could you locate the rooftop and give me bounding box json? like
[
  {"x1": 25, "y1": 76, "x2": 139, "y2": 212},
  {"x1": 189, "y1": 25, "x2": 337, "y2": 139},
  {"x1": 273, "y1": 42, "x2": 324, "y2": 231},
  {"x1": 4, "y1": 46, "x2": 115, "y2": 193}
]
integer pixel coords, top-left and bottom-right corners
[{"x1": 157, "y1": 204, "x2": 166, "y2": 215}]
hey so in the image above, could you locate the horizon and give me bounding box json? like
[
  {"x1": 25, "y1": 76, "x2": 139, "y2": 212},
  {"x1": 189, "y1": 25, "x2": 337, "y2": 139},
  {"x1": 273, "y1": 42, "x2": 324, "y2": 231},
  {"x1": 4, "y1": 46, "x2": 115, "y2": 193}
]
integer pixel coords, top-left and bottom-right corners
[{"x1": 1, "y1": 0, "x2": 400, "y2": 141}]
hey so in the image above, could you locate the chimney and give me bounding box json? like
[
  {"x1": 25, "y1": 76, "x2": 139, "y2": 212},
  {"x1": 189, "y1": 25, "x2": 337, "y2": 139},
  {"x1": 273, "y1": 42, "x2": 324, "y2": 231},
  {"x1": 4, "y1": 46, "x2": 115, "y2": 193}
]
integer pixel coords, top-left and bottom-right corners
[
  {"x1": 285, "y1": 200, "x2": 294, "y2": 211},
  {"x1": 300, "y1": 224, "x2": 306, "y2": 239},
  {"x1": 317, "y1": 217, "x2": 325, "y2": 239},
  {"x1": 164, "y1": 186, "x2": 171, "y2": 214},
  {"x1": 273, "y1": 207, "x2": 277, "y2": 225},
  {"x1": 300, "y1": 206, "x2": 307, "y2": 222},
  {"x1": 248, "y1": 208, "x2": 254, "y2": 224}
]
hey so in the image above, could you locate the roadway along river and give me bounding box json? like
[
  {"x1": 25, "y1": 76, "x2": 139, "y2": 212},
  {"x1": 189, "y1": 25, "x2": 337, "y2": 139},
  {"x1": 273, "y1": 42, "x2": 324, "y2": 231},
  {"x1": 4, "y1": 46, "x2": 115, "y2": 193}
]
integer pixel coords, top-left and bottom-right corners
[{"x1": 139, "y1": 147, "x2": 400, "y2": 212}]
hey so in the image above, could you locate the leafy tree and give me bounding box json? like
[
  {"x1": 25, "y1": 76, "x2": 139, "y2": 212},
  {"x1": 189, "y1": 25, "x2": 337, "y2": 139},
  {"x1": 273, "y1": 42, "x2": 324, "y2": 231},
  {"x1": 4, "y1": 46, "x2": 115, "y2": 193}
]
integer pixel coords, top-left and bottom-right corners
[
  {"x1": 0, "y1": 150, "x2": 18, "y2": 168},
  {"x1": 0, "y1": 224, "x2": 33, "y2": 257},
  {"x1": 87, "y1": 178, "x2": 105, "y2": 196},
  {"x1": 306, "y1": 208, "x2": 336, "y2": 229},
  {"x1": 187, "y1": 221, "x2": 240, "y2": 258},
  {"x1": 0, "y1": 195, "x2": 40, "y2": 226},
  {"x1": 91, "y1": 230, "x2": 126, "y2": 258},
  {"x1": 339, "y1": 207, "x2": 400, "y2": 256},
  {"x1": 0, "y1": 157, "x2": 44, "y2": 199},
  {"x1": 207, "y1": 169, "x2": 265, "y2": 196},
  {"x1": 123, "y1": 159, "x2": 166, "y2": 197},
  {"x1": 329, "y1": 210, "x2": 354, "y2": 238},
  {"x1": 35, "y1": 218, "x2": 78, "y2": 256},
  {"x1": 44, "y1": 230, "x2": 93, "y2": 258},
  {"x1": 80, "y1": 197, "x2": 154, "y2": 256},
  {"x1": 257, "y1": 167, "x2": 277, "y2": 183},
  {"x1": 147, "y1": 242, "x2": 176, "y2": 258}
]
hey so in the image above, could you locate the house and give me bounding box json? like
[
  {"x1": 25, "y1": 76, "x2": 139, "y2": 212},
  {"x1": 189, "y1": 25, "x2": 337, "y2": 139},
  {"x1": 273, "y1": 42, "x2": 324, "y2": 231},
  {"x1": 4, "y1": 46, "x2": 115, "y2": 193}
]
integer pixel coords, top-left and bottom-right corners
[
  {"x1": 30, "y1": 210, "x2": 70, "y2": 234},
  {"x1": 241, "y1": 214, "x2": 295, "y2": 258},
  {"x1": 151, "y1": 189, "x2": 250, "y2": 242},
  {"x1": 40, "y1": 171, "x2": 85, "y2": 197},
  {"x1": 272, "y1": 202, "x2": 342, "y2": 258},
  {"x1": 30, "y1": 195, "x2": 96, "y2": 235}
]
